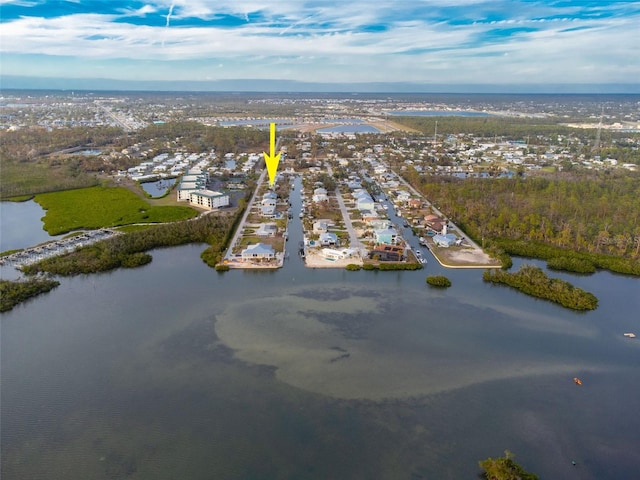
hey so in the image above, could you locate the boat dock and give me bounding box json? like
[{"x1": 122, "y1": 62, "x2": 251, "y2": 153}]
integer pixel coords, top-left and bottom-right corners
[{"x1": 1, "y1": 229, "x2": 120, "y2": 269}]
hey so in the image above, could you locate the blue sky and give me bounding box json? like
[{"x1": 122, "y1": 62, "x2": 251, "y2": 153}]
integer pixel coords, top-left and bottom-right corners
[{"x1": 1, "y1": 0, "x2": 639, "y2": 90}]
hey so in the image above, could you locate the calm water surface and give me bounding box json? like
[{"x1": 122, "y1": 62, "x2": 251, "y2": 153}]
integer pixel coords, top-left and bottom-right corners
[
  {"x1": 1, "y1": 200, "x2": 639, "y2": 479},
  {"x1": 139, "y1": 178, "x2": 177, "y2": 198},
  {"x1": 316, "y1": 125, "x2": 381, "y2": 134},
  {"x1": 0, "y1": 200, "x2": 62, "y2": 252}
]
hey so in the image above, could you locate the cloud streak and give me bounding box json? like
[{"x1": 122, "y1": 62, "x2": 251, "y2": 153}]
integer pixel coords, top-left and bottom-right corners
[{"x1": 0, "y1": 0, "x2": 638, "y2": 86}]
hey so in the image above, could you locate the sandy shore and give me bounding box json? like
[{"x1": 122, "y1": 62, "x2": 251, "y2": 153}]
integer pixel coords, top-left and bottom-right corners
[
  {"x1": 303, "y1": 249, "x2": 363, "y2": 268},
  {"x1": 429, "y1": 245, "x2": 502, "y2": 268}
]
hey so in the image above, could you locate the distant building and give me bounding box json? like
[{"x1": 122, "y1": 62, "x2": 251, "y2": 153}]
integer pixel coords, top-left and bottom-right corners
[{"x1": 189, "y1": 190, "x2": 229, "y2": 210}]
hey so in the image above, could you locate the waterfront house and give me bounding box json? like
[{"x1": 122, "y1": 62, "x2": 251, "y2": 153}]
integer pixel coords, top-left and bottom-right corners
[
  {"x1": 433, "y1": 233, "x2": 457, "y2": 248},
  {"x1": 262, "y1": 191, "x2": 278, "y2": 201},
  {"x1": 374, "y1": 227, "x2": 398, "y2": 245},
  {"x1": 396, "y1": 190, "x2": 411, "y2": 203},
  {"x1": 360, "y1": 209, "x2": 379, "y2": 223},
  {"x1": 319, "y1": 232, "x2": 338, "y2": 246},
  {"x1": 241, "y1": 243, "x2": 275, "y2": 261},
  {"x1": 369, "y1": 245, "x2": 403, "y2": 261},
  {"x1": 260, "y1": 205, "x2": 277, "y2": 218},
  {"x1": 370, "y1": 219, "x2": 392, "y2": 230},
  {"x1": 356, "y1": 196, "x2": 376, "y2": 211},
  {"x1": 312, "y1": 188, "x2": 329, "y2": 203}
]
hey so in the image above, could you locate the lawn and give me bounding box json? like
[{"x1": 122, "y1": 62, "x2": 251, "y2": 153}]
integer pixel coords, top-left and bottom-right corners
[{"x1": 35, "y1": 186, "x2": 198, "y2": 234}]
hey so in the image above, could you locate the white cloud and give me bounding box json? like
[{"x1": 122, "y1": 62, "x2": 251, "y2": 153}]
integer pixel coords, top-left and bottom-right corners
[{"x1": 0, "y1": 1, "x2": 638, "y2": 84}]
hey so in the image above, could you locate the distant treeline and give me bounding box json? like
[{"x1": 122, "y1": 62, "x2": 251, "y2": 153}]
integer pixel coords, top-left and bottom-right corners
[
  {"x1": 394, "y1": 115, "x2": 596, "y2": 140},
  {"x1": 136, "y1": 122, "x2": 269, "y2": 155},
  {"x1": 408, "y1": 173, "x2": 640, "y2": 266},
  {"x1": 0, "y1": 122, "x2": 268, "y2": 198}
]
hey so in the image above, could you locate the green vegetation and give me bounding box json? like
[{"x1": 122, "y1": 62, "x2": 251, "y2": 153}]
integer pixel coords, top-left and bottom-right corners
[
  {"x1": 495, "y1": 239, "x2": 640, "y2": 275},
  {"x1": 215, "y1": 264, "x2": 230, "y2": 272},
  {"x1": 396, "y1": 115, "x2": 579, "y2": 139},
  {"x1": 483, "y1": 264, "x2": 598, "y2": 311},
  {"x1": 345, "y1": 263, "x2": 362, "y2": 271},
  {"x1": 22, "y1": 213, "x2": 235, "y2": 276},
  {"x1": 362, "y1": 262, "x2": 423, "y2": 271},
  {"x1": 479, "y1": 451, "x2": 539, "y2": 480},
  {"x1": 136, "y1": 122, "x2": 268, "y2": 155},
  {"x1": 34, "y1": 186, "x2": 198, "y2": 235},
  {"x1": 426, "y1": 275, "x2": 452, "y2": 287},
  {"x1": 401, "y1": 173, "x2": 640, "y2": 274},
  {"x1": 545, "y1": 256, "x2": 596, "y2": 274},
  {"x1": 1, "y1": 277, "x2": 60, "y2": 312},
  {"x1": 0, "y1": 122, "x2": 268, "y2": 199},
  {"x1": 0, "y1": 126, "x2": 122, "y2": 198}
]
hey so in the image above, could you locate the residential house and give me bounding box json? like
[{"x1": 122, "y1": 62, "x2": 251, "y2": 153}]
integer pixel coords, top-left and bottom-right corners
[
  {"x1": 369, "y1": 245, "x2": 404, "y2": 261},
  {"x1": 241, "y1": 243, "x2": 275, "y2": 261},
  {"x1": 260, "y1": 205, "x2": 277, "y2": 218},
  {"x1": 433, "y1": 233, "x2": 457, "y2": 248},
  {"x1": 360, "y1": 209, "x2": 379, "y2": 223},
  {"x1": 374, "y1": 227, "x2": 398, "y2": 245},
  {"x1": 312, "y1": 188, "x2": 329, "y2": 203},
  {"x1": 356, "y1": 196, "x2": 375, "y2": 211},
  {"x1": 319, "y1": 232, "x2": 338, "y2": 246},
  {"x1": 408, "y1": 199, "x2": 421, "y2": 209},
  {"x1": 424, "y1": 214, "x2": 446, "y2": 233},
  {"x1": 396, "y1": 190, "x2": 411, "y2": 203},
  {"x1": 313, "y1": 220, "x2": 334, "y2": 234},
  {"x1": 370, "y1": 219, "x2": 391, "y2": 230}
]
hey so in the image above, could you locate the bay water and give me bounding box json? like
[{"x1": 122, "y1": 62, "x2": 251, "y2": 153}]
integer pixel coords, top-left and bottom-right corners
[{"x1": 1, "y1": 199, "x2": 639, "y2": 479}]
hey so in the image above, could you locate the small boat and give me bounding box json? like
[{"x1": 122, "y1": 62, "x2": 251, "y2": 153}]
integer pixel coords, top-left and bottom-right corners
[
  {"x1": 573, "y1": 377, "x2": 582, "y2": 386},
  {"x1": 623, "y1": 333, "x2": 636, "y2": 338}
]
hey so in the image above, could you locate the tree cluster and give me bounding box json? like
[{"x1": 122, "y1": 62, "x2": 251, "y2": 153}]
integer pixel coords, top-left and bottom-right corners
[
  {"x1": 483, "y1": 264, "x2": 598, "y2": 310},
  {"x1": 136, "y1": 122, "x2": 268, "y2": 155},
  {"x1": 22, "y1": 213, "x2": 236, "y2": 276},
  {"x1": 412, "y1": 173, "x2": 640, "y2": 261},
  {"x1": 479, "y1": 450, "x2": 539, "y2": 480},
  {"x1": 426, "y1": 275, "x2": 452, "y2": 287},
  {"x1": 0, "y1": 277, "x2": 60, "y2": 312}
]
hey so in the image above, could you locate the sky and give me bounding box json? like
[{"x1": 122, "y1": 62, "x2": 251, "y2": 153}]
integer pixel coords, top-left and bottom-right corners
[{"x1": 1, "y1": 0, "x2": 639, "y2": 91}]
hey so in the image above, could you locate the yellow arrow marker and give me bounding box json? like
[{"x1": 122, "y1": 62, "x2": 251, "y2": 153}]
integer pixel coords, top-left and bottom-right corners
[{"x1": 263, "y1": 122, "x2": 281, "y2": 187}]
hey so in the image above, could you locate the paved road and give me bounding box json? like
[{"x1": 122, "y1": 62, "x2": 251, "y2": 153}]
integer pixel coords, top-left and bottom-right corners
[
  {"x1": 223, "y1": 136, "x2": 283, "y2": 262},
  {"x1": 380, "y1": 160, "x2": 484, "y2": 251},
  {"x1": 224, "y1": 167, "x2": 268, "y2": 261},
  {"x1": 326, "y1": 165, "x2": 366, "y2": 256}
]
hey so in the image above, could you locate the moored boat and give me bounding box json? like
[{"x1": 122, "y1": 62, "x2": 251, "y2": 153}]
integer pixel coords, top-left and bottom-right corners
[{"x1": 573, "y1": 377, "x2": 582, "y2": 386}]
